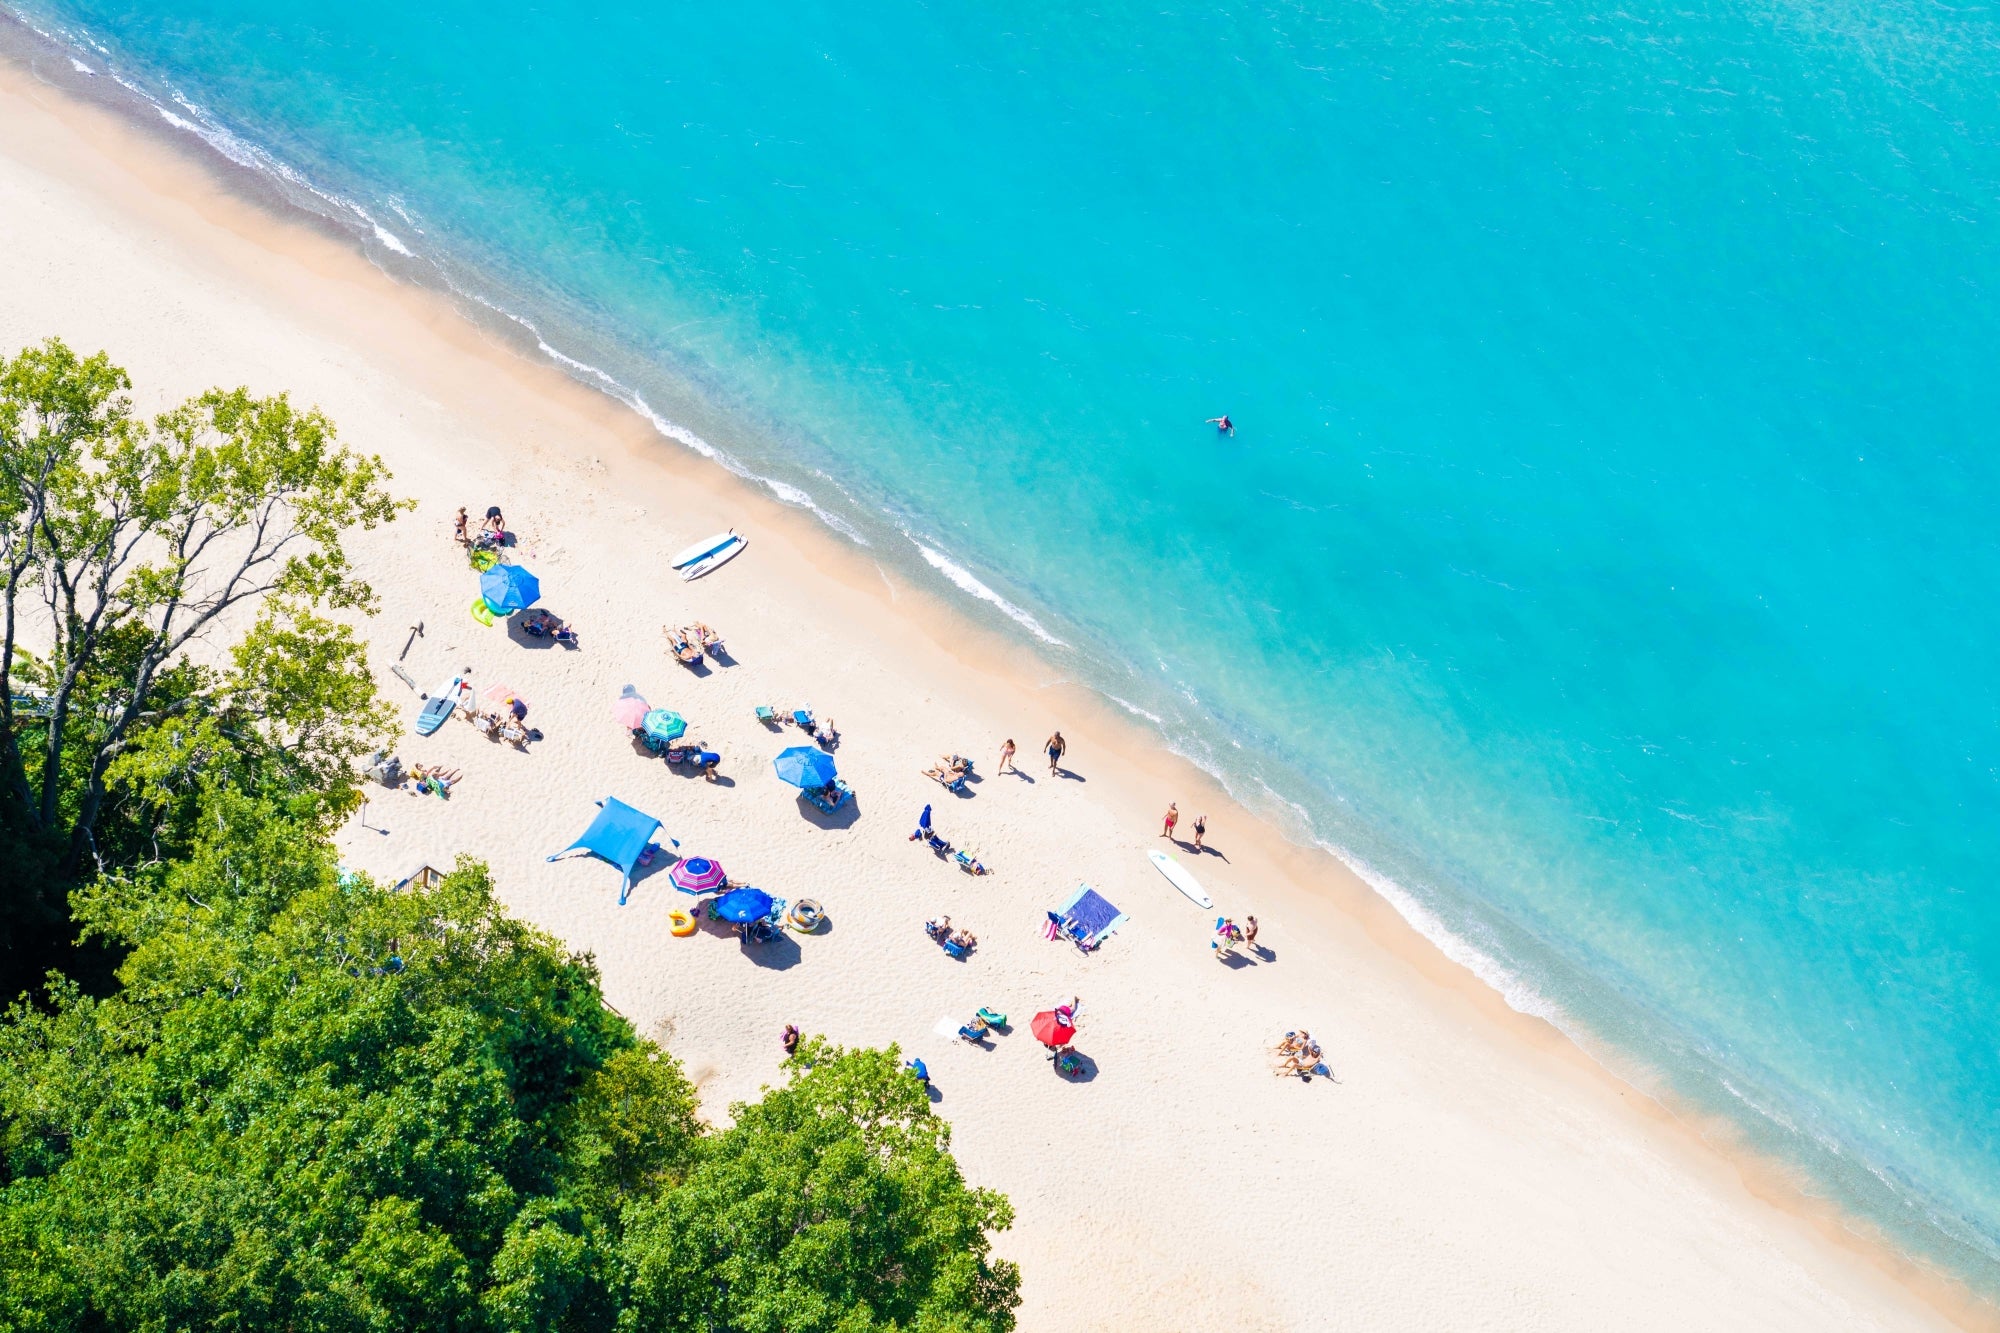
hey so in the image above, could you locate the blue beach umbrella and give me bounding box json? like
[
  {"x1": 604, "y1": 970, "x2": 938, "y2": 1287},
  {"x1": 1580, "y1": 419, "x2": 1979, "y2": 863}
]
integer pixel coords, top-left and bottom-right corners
[
  {"x1": 713, "y1": 887, "x2": 775, "y2": 923},
  {"x1": 480, "y1": 562, "x2": 542, "y2": 614},
  {"x1": 772, "y1": 745, "x2": 838, "y2": 789}
]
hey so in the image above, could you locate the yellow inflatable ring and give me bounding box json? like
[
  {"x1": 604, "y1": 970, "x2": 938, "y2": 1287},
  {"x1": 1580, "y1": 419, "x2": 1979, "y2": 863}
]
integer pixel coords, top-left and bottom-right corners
[
  {"x1": 788, "y1": 899, "x2": 824, "y2": 933},
  {"x1": 469, "y1": 596, "x2": 496, "y2": 626},
  {"x1": 667, "y1": 908, "x2": 697, "y2": 937}
]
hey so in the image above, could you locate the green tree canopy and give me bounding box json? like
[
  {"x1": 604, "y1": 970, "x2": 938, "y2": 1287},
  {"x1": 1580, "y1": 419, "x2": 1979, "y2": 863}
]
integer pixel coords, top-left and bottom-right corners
[
  {"x1": 0, "y1": 337, "x2": 406, "y2": 998},
  {"x1": 0, "y1": 794, "x2": 1020, "y2": 1332}
]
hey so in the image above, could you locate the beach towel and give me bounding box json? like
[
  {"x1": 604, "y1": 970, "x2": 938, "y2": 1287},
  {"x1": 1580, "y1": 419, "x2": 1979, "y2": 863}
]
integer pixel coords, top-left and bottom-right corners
[{"x1": 1055, "y1": 885, "x2": 1127, "y2": 945}]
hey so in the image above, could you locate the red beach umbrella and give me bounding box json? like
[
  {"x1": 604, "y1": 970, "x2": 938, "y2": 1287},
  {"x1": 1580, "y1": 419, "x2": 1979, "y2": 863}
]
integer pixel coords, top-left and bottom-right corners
[{"x1": 1030, "y1": 1011, "x2": 1076, "y2": 1048}]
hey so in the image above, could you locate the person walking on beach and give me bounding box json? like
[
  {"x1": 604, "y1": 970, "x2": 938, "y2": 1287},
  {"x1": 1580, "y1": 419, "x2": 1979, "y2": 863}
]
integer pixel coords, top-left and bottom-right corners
[
  {"x1": 1244, "y1": 915, "x2": 1259, "y2": 949},
  {"x1": 1192, "y1": 813, "x2": 1207, "y2": 850},
  {"x1": 998, "y1": 738, "x2": 1016, "y2": 774},
  {"x1": 1045, "y1": 731, "x2": 1067, "y2": 774},
  {"x1": 1162, "y1": 803, "x2": 1179, "y2": 839},
  {"x1": 1206, "y1": 414, "x2": 1234, "y2": 436},
  {"x1": 453, "y1": 506, "x2": 471, "y2": 547}
]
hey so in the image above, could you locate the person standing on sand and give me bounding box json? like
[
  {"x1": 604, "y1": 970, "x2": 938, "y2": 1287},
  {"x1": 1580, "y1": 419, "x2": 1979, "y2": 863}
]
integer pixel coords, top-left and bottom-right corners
[
  {"x1": 998, "y1": 738, "x2": 1016, "y2": 774},
  {"x1": 1045, "y1": 731, "x2": 1066, "y2": 774},
  {"x1": 1162, "y1": 803, "x2": 1179, "y2": 839},
  {"x1": 453, "y1": 506, "x2": 471, "y2": 547},
  {"x1": 1244, "y1": 915, "x2": 1259, "y2": 949},
  {"x1": 484, "y1": 504, "x2": 506, "y2": 536},
  {"x1": 1192, "y1": 814, "x2": 1207, "y2": 850}
]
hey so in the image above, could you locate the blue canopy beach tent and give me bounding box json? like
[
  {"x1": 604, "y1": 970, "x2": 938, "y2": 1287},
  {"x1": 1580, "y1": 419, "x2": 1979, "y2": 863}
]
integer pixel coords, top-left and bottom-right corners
[
  {"x1": 480, "y1": 562, "x2": 542, "y2": 614},
  {"x1": 548, "y1": 797, "x2": 672, "y2": 904}
]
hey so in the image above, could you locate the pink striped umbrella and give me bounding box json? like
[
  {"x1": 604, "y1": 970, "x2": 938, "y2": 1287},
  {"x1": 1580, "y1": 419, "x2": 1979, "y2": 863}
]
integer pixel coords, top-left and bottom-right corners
[{"x1": 668, "y1": 856, "x2": 728, "y2": 895}]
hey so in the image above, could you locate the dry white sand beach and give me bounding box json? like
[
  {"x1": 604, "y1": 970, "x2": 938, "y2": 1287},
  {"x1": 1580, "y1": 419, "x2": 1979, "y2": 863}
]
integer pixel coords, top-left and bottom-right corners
[{"x1": 0, "y1": 50, "x2": 1986, "y2": 1332}]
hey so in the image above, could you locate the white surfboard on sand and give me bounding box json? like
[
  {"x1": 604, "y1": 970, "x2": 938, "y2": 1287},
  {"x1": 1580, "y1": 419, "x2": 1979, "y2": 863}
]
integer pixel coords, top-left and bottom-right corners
[
  {"x1": 670, "y1": 529, "x2": 739, "y2": 569},
  {"x1": 681, "y1": 533, "x2": 746, "y2": 581},
  {"x1": 1148, "y1": 849, "x2": 1213, "y2": 908}
]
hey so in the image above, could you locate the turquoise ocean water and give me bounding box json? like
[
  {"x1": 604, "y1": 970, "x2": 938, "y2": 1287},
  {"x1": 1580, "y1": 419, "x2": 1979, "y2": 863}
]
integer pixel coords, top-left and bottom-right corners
[{"x1": 11, "y1": 0, "x2": 2000, "y2": 1291}]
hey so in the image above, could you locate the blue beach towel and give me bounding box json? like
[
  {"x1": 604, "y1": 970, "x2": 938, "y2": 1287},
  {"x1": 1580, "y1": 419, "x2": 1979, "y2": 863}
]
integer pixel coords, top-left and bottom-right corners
[{"x1": 1055, "y1": 885, "x2": 1127, "y2": 944}]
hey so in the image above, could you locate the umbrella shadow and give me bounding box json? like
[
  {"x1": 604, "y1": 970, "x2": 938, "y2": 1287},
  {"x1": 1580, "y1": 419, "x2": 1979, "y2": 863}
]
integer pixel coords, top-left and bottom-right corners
[
  {"x1": 1052, "y1": 1050, "x2": 1099, "y2": 1083},
  {"x1": 744, "y1": 930, "x2": 802, "y2": 970},
  {"x1": 798, "y1": 794, "x2": 860, "y2": 829}
]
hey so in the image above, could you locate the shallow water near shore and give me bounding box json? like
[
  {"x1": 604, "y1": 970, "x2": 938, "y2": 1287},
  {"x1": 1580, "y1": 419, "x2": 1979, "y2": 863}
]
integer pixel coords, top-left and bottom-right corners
[{"x1": 10, "y1": 0, "x2": 2000, "y2": 1294}]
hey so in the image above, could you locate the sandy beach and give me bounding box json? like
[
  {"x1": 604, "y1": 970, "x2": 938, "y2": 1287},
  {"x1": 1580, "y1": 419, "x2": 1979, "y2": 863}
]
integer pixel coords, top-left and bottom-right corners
[{"x1": 0, "y1": 44, "x2": 1986, "y2": 1332}]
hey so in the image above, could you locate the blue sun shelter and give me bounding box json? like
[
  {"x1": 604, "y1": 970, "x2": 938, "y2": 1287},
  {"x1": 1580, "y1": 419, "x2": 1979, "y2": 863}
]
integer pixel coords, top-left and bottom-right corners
[{"x1": 548, "y1": 797, "x2": 672, "y2": 904}]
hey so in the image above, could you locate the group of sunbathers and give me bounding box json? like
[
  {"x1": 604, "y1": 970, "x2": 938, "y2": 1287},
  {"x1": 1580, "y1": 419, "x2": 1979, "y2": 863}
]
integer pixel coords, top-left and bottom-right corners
[
  {"x1": 908, "y1": 819, "x2": 987, "y2": 875},
  {"x1": 519, "y1": 608, "x2": 577, "y2": 643},
  {"x1": 923, "y1": 752, "x2": 973, "y2": 788},
  {"x1": 404, "y1": 762, "x2": 461, "y2": 796},
  {"x1": 1273, "y1": 1030, "x2": 1329, "y2": 1080},
  {"x1": 924, "y1": 915, "x2": 978, "y2": 953},
  {"x1": 663, "y1": 622, "x2": 724, "y2": 664}
]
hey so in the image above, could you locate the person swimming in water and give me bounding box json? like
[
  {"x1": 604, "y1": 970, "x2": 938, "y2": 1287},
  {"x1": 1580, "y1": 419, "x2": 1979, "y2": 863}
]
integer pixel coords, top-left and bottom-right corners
[{"x1": 1206, "y1": 415, "x2": 1234, "y2": 435}]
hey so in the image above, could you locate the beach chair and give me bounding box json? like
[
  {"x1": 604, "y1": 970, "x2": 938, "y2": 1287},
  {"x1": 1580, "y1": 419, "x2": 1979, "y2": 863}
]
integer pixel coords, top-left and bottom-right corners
[
  {"x1": 500, "y1": 720, "x2": 528, "y2": 748},
  {"x1": 955, "y1": 849, "x2": 986, "y2": 875},
  {"x1": 1055, "y1": 1050, "x2": 1085, "y2": 1078},
  {"x1": 957, "y1": 1022, "x2": 989, "y2": 1043},
  {"x1": 941, "y1": 939, "x2": 969, "y2": 961},
  {"x1": 755, "y1": 705, "x2": 781, "y2": 729},
  {"x1": 976, "y1": 1007, "x2": 1007, "y2": 1028}
]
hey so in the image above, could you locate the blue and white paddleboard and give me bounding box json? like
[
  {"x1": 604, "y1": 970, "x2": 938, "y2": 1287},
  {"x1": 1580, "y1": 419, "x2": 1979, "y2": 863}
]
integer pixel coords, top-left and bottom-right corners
[
  {"x1": 670, "y1": 529, "x2": 739, "y2": 570},
  {"x1": 414, "y1": 675, "x2": 461, "y2": 736},
  {"x1": 681, "y1": 533, "x2": 746, "y2": 581}
]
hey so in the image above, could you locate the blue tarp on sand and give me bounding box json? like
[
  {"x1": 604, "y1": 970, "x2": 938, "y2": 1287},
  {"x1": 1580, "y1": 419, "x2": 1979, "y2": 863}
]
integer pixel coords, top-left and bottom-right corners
[
  {"x1": 548, "y1": 797, "x2": 668, "y2": 905},
  {"x1": 1056, "y1": 884, "x2": 1126, "y2": 943}
]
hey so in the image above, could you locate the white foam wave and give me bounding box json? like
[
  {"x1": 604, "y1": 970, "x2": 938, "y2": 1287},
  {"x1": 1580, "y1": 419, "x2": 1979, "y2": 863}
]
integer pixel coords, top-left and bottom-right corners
[
  {"x1": 368, "y1": 222, "x2": 412, "y2": 256},
  {"x1": 440, "y1": 287, "x2": 872, "y2": 545},
  {"x1": 1105, "y1": 693, "x2": 1165, "y2": 724},
  {"x1": 909, "y1": 538, "x2": 1065, "y2": 645},
  {"x1": 69, "y1": 57, "x2": 94, "y2": 74}
]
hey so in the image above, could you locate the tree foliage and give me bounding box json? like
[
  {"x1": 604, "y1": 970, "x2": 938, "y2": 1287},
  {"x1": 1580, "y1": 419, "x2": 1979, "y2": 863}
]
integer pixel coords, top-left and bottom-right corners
[
  {"x1": 0, "y1": 337, "x2": 405, "y2": 999},
  {"x1": 0, "y1": 795, "x2": 1020, "y2": 1332}
]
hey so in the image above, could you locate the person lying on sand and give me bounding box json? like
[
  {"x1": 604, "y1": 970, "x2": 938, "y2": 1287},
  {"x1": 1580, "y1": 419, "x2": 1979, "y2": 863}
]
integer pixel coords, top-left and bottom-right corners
[
  {"x1": 950, "y1": 928, "x2": 978, "y2": 950},
  {"x1": 925, "y1": 916, "x2": 952, "y2": 942}
]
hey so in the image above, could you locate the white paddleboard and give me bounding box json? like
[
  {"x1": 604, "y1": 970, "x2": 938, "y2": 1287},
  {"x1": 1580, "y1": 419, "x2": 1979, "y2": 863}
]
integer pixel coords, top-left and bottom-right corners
[
  {"x1": 1148, "y1": 849, "x2": 1213, "y2": 908},
  {"x1": 670, "y1": 529, "x2": 738, "y2": 570},
  {"x1": 681, "y1": 534, "x2": 746, "y2": 581}
]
